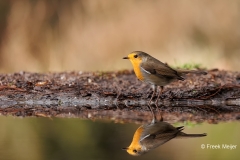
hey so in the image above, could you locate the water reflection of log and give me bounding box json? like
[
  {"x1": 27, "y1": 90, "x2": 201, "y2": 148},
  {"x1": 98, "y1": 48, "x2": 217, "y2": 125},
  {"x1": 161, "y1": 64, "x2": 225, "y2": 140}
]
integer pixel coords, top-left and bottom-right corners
[{"x1": 0, "y1": 70, "x2": 239, "y2": 119}]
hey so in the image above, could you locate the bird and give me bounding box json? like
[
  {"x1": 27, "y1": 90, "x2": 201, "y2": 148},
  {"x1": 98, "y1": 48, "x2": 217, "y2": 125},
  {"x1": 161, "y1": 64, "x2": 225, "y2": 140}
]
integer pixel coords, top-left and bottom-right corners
[
  {"x1": 123, "y1": 51, "x2": 207, "y2": 105},
  {"x1": 122, "y1": 114, "x2": 207, "y2": 156}
]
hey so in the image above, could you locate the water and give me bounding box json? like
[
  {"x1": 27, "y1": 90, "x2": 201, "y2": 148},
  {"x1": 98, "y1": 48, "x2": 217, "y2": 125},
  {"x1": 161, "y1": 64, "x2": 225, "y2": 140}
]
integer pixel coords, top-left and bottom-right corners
[{"x1": 0, "y1": 116, "x2": 239, "y2": 160}]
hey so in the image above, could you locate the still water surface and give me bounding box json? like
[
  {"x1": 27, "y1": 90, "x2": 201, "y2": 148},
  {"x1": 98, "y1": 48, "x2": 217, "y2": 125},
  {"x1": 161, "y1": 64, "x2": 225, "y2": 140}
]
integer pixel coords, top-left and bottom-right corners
[{"x1": 0, "y1": 116, "x2": 239, "y2": 160}]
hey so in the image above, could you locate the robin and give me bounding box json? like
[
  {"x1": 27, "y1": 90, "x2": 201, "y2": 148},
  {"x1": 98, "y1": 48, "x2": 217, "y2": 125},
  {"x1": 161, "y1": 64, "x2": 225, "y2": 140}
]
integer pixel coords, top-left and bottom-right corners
[
  {"x1": 122, "y1": 114, "x2": 207, "y2": 156},
  {"x1": 123, "y1": 51, "x2": 207, "y2": 105}
]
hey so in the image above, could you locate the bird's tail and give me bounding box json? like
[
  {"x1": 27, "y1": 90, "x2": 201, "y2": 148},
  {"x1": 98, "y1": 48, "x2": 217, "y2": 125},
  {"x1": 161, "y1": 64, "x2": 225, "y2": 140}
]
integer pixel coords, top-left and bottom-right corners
[
  {"x1": 177, "y1": 69, "x2": 207, "y2": 75},
  {"x1": 177, "y1": 132, "x2": 207, "y2": 138}
]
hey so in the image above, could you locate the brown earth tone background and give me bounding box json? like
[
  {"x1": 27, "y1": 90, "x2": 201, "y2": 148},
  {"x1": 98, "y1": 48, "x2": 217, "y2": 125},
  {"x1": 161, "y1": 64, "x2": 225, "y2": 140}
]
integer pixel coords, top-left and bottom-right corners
[{"x1": 0, "y1": 0, "x2": 240, "y2": 73}]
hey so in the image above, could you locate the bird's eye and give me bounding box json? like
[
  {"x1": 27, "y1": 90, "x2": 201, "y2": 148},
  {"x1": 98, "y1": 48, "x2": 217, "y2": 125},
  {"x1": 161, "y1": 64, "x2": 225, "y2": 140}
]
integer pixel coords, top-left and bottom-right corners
[
  {"x1": 134, "y1": 55, "x2": 138, "y2": 58},
  {"x1": 133, "y1": 149, "x2": 137, "y2": 153}
]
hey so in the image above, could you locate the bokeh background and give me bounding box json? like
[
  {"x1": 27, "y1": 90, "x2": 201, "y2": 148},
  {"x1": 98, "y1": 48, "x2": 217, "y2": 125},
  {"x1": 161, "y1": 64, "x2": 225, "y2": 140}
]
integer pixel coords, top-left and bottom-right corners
[
  {"x1": 1, "y1": 1, "x2": 240, "y2": 160},
  {"x1": 0, "y1": 117, "x2": 239, "y2": 160},
  {"x1": 0, "y1": 0, "x2": 240, "y2": 73}
]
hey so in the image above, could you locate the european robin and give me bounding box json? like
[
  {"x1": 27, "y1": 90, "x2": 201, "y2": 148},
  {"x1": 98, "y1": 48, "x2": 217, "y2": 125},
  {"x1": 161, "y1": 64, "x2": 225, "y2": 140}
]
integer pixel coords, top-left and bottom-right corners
[
  {"x1": 122, "y1": 115, "x2": 207, "y2": 156},
  {"x1": 123, "y1": 51, "x2": 207, "y2": 105}
]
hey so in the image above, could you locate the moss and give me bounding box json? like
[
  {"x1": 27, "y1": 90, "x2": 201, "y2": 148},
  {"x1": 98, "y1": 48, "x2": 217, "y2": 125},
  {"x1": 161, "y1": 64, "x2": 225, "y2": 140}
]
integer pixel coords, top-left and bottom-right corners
[{"x1": 173, "y1": 63, "x2": 206, "y2": 70}]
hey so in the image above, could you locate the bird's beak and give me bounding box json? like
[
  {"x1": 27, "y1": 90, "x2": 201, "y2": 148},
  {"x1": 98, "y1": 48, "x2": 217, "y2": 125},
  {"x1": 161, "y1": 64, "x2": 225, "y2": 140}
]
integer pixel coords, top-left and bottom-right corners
[
  {"x1": 122, "y1": 147, "x2": 128, "y2": 150},
  {"x1": 123, "y1": 56, "x2": 129, "y2": 59}
]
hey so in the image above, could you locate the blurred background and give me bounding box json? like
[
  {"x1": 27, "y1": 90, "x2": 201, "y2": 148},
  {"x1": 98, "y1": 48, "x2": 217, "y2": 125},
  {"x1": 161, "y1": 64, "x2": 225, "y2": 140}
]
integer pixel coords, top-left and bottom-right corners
[
  {"x1": 1, "y1": 1, "x2": 240, "y2": 160},
  {"x1": 0, "y1": 0, "x2": 240, "y2": 73},
  {"x1": 0, "y1": 116, "x2": 239, "y2": 160}
]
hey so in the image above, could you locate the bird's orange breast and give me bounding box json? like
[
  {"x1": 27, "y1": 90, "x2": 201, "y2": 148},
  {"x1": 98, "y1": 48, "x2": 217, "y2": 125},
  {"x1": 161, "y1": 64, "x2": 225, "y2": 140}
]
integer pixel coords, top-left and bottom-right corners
[
  {"x1": 128, "y1": 126, "x2": 143, "y2": 149},
  {"x1": 129, "y1": 59, "x2": 144, "y2": 81}
]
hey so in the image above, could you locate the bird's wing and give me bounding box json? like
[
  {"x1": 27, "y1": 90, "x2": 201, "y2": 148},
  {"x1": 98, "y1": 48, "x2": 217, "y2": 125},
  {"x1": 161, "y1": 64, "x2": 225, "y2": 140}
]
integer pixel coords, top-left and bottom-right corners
[
  {"x1": 141, "y1": 58, "x2": 184, "y2": 80},
  {"x1": 140, "y1": 122, "x2": 183, "y2": 147},
  {"x1": 140, "y1": 130, "x2": 180, "y2": 148}
]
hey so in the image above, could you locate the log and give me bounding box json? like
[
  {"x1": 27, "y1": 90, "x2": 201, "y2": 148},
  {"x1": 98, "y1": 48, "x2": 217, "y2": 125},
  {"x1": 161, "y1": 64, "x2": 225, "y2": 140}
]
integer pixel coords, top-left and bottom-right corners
[{"x1": 0, "y1": 69, "x2": 240, "y2": 122}]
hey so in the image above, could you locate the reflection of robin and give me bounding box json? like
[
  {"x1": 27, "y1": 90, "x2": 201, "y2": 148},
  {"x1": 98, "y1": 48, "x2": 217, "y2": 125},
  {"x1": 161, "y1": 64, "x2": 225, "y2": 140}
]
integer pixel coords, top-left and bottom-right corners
[
  {"x1": 122, "y1": 115, "x2": 207, "y2": 156},
  {"x1": 123, "y1": 51, "x2": 207, "y2": 104}
]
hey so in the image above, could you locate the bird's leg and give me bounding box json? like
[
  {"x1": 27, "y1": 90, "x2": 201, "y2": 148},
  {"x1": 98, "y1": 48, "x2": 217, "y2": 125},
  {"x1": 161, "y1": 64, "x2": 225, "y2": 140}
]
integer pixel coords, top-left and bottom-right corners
[
  {"x1": 148, "y1": 85, "x2": 157, "y2": 123},
  {"x1": 149, "y1": 105, "x2": 157, "y2": 124},
  {"x1": 148, "y1": 85, "x2": 156, "y2": 106},
  {"x1": 155, "y1": 86, "x2": 163, "y2": 107},
  {"x1": 154, "y1": 86, "x2": 164, "y2": 121},
  {"x1": 145, "y1": 87, "x2": 154, "y2": 99},
  {"x1": 148, "y1": 104, "x2": 157, "y2": 124}
]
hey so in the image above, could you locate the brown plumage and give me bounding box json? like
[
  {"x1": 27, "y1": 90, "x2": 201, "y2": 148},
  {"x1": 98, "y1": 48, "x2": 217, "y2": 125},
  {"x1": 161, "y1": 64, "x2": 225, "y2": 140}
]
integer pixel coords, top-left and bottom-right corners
[
  {"x1": 123, "y1": 51, "x2": 207, "y2": 105},
  {"x1": 123, "y1": 115, "x2": 207, "y2": 156}
]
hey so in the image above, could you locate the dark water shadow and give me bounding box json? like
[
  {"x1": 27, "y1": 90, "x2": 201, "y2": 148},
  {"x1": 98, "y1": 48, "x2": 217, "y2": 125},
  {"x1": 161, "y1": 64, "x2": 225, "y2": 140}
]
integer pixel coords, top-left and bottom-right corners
[
  {"x1": 0, "y1": 103, "x2": 239, "y2": 123},
  {"x1": 122, "y1": 113, "x2": 207, "y2": 156}
]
